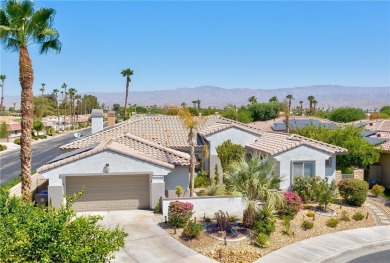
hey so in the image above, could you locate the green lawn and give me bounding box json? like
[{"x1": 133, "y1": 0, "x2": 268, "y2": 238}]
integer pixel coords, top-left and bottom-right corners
[{"x1": 0, "y1": 177, "x2": 21, "y2": 191}]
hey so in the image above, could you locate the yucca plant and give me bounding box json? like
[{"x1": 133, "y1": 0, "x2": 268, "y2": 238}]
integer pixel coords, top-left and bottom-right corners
[{"x1": 205, "y1": 182, "x2": 225, "y2": 196}]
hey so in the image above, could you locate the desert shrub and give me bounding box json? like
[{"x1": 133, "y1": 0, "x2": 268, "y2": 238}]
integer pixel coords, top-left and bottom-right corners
[
  {"x1": 352, "y1": 211, "x2": 365, "y2": 221},
  {"x1": 197, "y1": 190, "x2": 206, "y2": 196},
  {"x1": 301, "y1": 220, "x2": 314, "y2": 230},
  {"x1": 253, "y1": 206, "x2": 276, "y2": 236},
  {"x1": 204, "y1": 217, "x2": 211, "y2": 223},
  {"x1": 228, "y1": 216, "x2": 237, "y2": 222},
  {"x1": 194, "y1": 176, "x2": 208, "y2": 188},
  {"x1": 38, "y1": 135, "x2": 47, "y2": 139},
  {"x1": 292, "y1": 176, "x2": 319, "y2": 203},
  {"x1": 254, "y1": 233, "x2": 270, "y2": 248},
  {"x1": 46, "y1": 127, "x2": 55, "y2": 136},
  {"x1": 175, "y1": 185, "x2": 183, "y2": 197},
  {"x1": 13, "y1": 137, "x2": 20, "y2": 145},
  {"x1": 313, "y1": 178, "x2": 337, "y2": 212},
  {"x1": 338, "y1": 179, "x2": 369, "y2": 206},
  {"x1": 307, "y1": 211, "x2": 315, "y2": 218},
  {"x1": 340, "y1": 210, "x2": 351, "y2": 222},
  {"x1": 341, "y1": 166, "x2": 354, "y2": 174},
  {"x1": 205, "y1": 183, "x2": 225, "y2": 196},
  {"x1": 280, "y1": 192, "x2": 303, "y2": 217},
  {"x1": 371, "y1": 184, "x2": 385, "y2": 197},
  {"x1": 182, "y1": 220, "x2": 203, "y2": 239},
  {"x1": 0, "y1": 189, "x2": 127, "y2": 262},
  {"x1": 282, "y1": 215, "x2": 292, "y2": 236},
  {"x1": 0, "y1": 144, "x2": 7, "y2": 151},
  {"x1": 370, "y1": 112, "x2": 389, "y2": 120},
  {"x1": 326, "y1": 218, "x2": 339, "y2": 228},
  {"x1": 153, "y1": 199, "x2": 161, "y2": 214},
  {"x1": 168, "y1": 201, "x2": 194, "y2": 227},
  {"x1": 243, "y1": 205, "x2": 257, "y2": 229}
]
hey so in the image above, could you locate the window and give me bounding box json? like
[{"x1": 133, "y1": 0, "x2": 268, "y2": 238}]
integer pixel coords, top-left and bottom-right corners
[
  {"x1": 325, "y1": 157, "x2": 332, "y2": 167},
  {"x1": 293, "y1": 162, "x2": 315, "y2": 177}
]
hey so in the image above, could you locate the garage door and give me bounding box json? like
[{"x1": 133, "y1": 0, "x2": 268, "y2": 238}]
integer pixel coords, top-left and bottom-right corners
[{"x1": 66, "y1": 175, "x2": 150, "y2": 211}]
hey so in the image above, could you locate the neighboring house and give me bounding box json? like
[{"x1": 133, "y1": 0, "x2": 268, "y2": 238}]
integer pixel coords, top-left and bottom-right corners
[
  {"x1": 43, "y1": 115, "x2": 90, "y2": 131},
  {"x1": 38, "y1": 114, "x2": 347, "y2": 211},
  {"x1": 364, "y1": 119, "x2": 390, "y2": 189}
]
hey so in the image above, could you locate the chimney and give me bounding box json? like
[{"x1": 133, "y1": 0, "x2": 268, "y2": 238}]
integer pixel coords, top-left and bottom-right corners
[
  {"x1": 91, "y1": 109, "x2": 104, "y2": 134},
  {"x1": 107, "y1": 111, "x2": 116, "y2": 127}
]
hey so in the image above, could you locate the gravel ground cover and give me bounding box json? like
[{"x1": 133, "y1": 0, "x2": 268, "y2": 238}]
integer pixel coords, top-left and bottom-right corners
[{"x1": 163, "y1": 202, "x2": 375, "y2": 263}]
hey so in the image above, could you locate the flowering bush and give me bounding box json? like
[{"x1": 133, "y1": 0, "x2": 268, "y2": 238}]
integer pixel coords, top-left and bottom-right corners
[
  {"x1": 168, "y1": 201, "x2": 194, "y2": 227},
  {"x1": 280, "y1": 192, "x2": 303, "y2": 217},
  {"x1": 338, "y1": 179, "x2": 368, "y2": 206}
]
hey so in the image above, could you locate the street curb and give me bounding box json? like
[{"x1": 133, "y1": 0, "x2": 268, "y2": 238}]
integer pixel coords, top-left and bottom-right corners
[{"x1": 318, "y1": 239, "x2": 390, "y2": 262}]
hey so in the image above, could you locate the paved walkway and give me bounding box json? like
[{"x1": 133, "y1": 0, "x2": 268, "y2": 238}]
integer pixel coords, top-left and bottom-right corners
[
  {"x1": 77, "y1": 210, "x2": 217, "y2": 263},
  {"x1": 364, "y1": 200, "x2": 390, "y2": 225},
  {"x1": 255, "y1": 225, "x2": 390, "y2": 263}
]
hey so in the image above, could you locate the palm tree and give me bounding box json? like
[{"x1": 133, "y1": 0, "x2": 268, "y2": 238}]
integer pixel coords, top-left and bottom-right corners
[
  {"x1": 61, "y1": 83, "x2": 68, "y2": 126},
  {"x1": 68, "y1": 88, "x2": 77, "y2": 126},
  {"x1": 52, "y1": 88, "x2": 60, "y2": 130},
  {"x1": 269, "y1": 96, "x2": 279, "y2": 104},
  {"x1": 121, "y1": 68, "x2": 134, "y2": 120},
  {"x1": 39, "y1": 83, "x2": 45, "y2": 119},
  {"x1": 248, "y1": 96, "x2": 257, "y2": 105},
  {"x1": 313, "y1": 100, "x2": 318, "y2": 114},
  {"x1": 178, "y1": 108, "x2": 201, "y2": 197},
  {"x1": 75, "y1": 94, "x2": 81, "y2": 124},
  {"x1": 0, "y1": 0, "x2": 61, "y2": 201},
  {"x1": 299, "y1": 100, "x2": 304, "y2": 116},
  {"x1": 286, "y1": 94, "x2": 294, "y2": 112},
  {"x1": 226, "y1": 154, "x2": 283, "y2": 228},
  {"x1": 191, "y1": 100, "x2": 197, "y2": 108},
  {"x1": 307, "y1": 95, "x2": 315, "y2": 114},
  {"x1": 196, "y1": 99, "x2": 201, "y2": 111},
  {"x1": 181, "y1": 102, "x2": 187, "y2": 108},
  {"x1": 0, "y1": 75, "x2": 6, "y2": 115}
]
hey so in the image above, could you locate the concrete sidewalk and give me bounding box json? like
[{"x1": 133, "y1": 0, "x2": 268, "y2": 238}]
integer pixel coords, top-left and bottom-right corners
[{"x1": 255, "y1": 226, "x2": 390, "y2": 263}]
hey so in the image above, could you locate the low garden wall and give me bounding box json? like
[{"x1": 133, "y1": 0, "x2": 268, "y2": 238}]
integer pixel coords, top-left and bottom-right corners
[{"x1": 161, "y1": 196, "x2": 247, "y2": 218}]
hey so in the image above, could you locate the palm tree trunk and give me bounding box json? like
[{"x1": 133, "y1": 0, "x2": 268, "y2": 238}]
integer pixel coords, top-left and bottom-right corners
[
  {"x1": 19, "y1": 45, "x2": 33, "y2": 202},
  {"x1": 56, "y1": 101, "x2": 59, "y2": 130},
  {"x1": 124, "y1": 77, "x2": 129, "y2": 120},
  {"x1": 40, "y1": 92, "x2": 44, "y2": 119},
  {"x1": 0, "y1": 79, "x2": 4, "y2": 116},
  {"x1": 188, "y1": 129, "x2": 195, "y2": 197}
]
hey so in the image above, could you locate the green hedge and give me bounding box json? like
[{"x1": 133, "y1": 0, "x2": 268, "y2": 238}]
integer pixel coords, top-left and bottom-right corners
[{"x1": 338, "y1": 179, "x2": 368, "y2": 206}]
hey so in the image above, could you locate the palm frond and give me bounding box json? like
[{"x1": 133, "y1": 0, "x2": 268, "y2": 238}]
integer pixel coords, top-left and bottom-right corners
[{"x1": 39, "y1": 37, "x2": 61, "y2": 54}]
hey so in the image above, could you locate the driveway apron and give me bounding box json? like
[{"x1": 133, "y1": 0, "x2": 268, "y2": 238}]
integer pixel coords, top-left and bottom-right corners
[{"x1": 76, "y1": 210, "x2": 216, "y2": 263}]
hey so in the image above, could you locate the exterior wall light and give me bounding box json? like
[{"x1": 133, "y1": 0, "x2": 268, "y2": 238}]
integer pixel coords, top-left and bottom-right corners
[{"x1": 103, "y1": 163, "x2": 110, "y2": 173}]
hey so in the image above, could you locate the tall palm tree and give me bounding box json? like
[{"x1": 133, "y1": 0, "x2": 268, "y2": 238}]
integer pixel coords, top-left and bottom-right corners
[
  {"x1": 75, "y1": 94, "x2": 81, "y2": 124},
  {"x1": 178, "y1": 108, "x2": 201, "y2": 197},
  {"x1": 313, "y1": 99, "x2": 318, "y2": 113},
  {"x1": 196, "y1": 99, "x2": 201, "y2": 111},
  {"x1": 52, "y1": 88, "x2": 60, "y2": 130},
  {"x1": 0, "y1": 74, "x2": 6, "y2": 115},
  {"x1": 121, "y1": 68, "x2": 134, "y2": 120},
  {"x1": 269, "y1": 96, "x2": 279, "y2": 104},
  {"x1": 191, "y1": 100, "x2": 197, "y2": 108},
  {"x1": 286, "y1": 94, "x2": 294, "y2": 112},
  {"x1": 39, "y1": 83, "x2": 45, "y2": 119},
  {"x1": 248, "y1": 96, "x2": 257, "y2": 105},
  {"x1": 226, "y1": 154, "x2": 283, "y2": 228},
  {"x1": 299, "y1": 100, "x2": 304, "y2": 116},
  {"x1": 68, "y1": 88, "x2": 77, "y2": 126},
  {"x1": 0, "y1": 0, "x2": 61, "y2": 201},
  {"x1": 181, "y1": 102, "x2": 187, "y2": 108},
  {"x1": 307, "y1": 95, "x2": 315, "y2": 114},
  {"x1": 61, "y1": 83, "x2": 67, "y2": 125}
]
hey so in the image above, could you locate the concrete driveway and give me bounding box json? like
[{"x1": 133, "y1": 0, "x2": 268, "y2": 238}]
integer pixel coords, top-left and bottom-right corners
[{"x1": 76, "y1": 210, "x2": 216, "y2": 263}]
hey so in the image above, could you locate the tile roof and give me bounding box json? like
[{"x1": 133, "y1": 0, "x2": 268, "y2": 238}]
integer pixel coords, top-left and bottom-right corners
[
  {"x1": 369, "y1": 132, "x2": 390, "y2": 153},
  {"x1": 38, "y1": 134, "x2": 191, "y2": 174},
  {"x1": 365, "y1": 120, "x2": 390, "y2": 132},
  {"x1": 247, "y1": 132, "x2": 348, "y2": 156},
  {"x1": 60, "y1": 115, "x2": 264, "y2": 150}
]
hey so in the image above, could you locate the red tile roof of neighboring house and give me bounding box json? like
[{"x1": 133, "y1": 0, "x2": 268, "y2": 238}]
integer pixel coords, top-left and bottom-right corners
[
  {"x1": 6, "y1": 122, "x2": 21, "y2": 132},
  {"x1": 365, "y1": 120, "x2": 390, "y2": 152}
]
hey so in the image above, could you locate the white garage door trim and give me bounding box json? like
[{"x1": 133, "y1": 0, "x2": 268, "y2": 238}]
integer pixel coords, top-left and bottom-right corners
[{"x1": 64, "y1": 173, "x2": 151, "y2": 211}]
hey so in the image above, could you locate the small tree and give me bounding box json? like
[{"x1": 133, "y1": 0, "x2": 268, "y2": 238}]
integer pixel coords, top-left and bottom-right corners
[
  {"x1": 214, "y1": 164, "x2": 220, "y2": 184},
  {"x1": 175, "y1": 185, "x2": 183, "y2": 197},
  {"x1": 216, "y1": 139, "x2": 246, "y2": 178},
  {"x1": 33, "y1": 119, "x2": 44, "y2": 136},
  {"x1": 313, "y1": 178, "x2": 337, "y2": 212},
  {"x1": 0, "y1": 122, "x2": 7, "y2": 139}
]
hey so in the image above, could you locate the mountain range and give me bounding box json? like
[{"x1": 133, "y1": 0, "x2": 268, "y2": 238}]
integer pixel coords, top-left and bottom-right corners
[{"x1": 4, "y1": 85, "x2": 390, "y2": 110}]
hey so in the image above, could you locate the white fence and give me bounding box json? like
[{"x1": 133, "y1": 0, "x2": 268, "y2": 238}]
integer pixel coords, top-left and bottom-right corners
[{"x1": 161, "y1": 196, "x2": 247, "y2": 217}]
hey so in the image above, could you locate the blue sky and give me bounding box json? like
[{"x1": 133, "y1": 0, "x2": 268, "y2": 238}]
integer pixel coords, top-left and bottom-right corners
[{"x1": 1, "y1": 0, "x2": 389, "y2": 96}]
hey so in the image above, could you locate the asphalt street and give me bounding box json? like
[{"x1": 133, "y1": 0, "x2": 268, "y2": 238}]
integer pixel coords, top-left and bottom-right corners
[
  {"x1": 348, "y1": 249, "x2": 390, "y2": 263},
  {"x1": 0, "y1": 128, "x2": 92, "y2": 186}
]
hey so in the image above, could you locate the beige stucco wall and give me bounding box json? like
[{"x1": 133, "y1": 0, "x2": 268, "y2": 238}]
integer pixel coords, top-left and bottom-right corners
[{"x1": 380, "y1": 153, "x2": 390, "y2": 189}]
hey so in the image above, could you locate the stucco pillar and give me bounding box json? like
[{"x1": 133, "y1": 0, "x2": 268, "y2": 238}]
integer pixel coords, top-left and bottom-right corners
[
  {"x1": 335, "y1": 170, "x2": 342, "y2": 183},
  {"x1": 353, "y1": 169, "x2": 364, "y2": 181},
  {"x1": 151, "y1": 175, "x2": 165, "y2": 209},
  {"x1": 48, "y1": 185, "x2": 64, "y2": 208}
]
